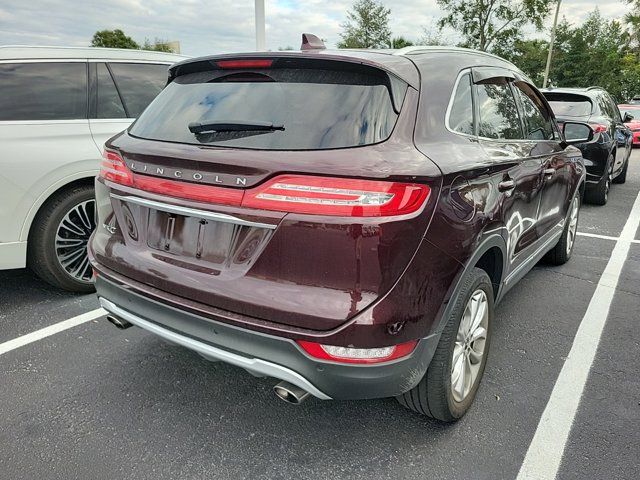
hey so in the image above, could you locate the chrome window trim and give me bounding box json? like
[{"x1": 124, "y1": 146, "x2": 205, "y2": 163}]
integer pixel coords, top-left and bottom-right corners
[
  {"x1": 99, "y1": 298, "x2": 332, "y2": 400},
  {"x1": 110, "y1": 194, "x2": 278, "y2": 230}
]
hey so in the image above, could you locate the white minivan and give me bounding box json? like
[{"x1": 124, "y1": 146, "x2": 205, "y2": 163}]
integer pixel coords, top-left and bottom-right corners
[{"x1": 0, "y1": 46, "x2": 186, "y2": 291}]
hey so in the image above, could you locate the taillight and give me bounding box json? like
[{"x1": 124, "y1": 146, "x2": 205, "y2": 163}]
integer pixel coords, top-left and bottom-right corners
[
  {"x1": 590, "y1": 123, "x2": 608, "y2": 134},
  {"x1": 242, "y1": 175, "x2": 430, "y2": 217},
  {"x1": 297, "y1": 340, "x2": 418, "y2": 364},
  {"x1": 100, "y1": 150, "x2": 133, "y2": 186},
  {"x1": 216, "y1": 59, "x2": 273, "y2": 69}
]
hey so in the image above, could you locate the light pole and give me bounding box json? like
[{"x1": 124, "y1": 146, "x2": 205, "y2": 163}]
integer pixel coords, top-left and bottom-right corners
[
  {"x1": 255, "y1": 0, "x2": 266, "y2": 51},
  {"x1": 543, "y1": 0, "x2": 562, "y2": 88}
]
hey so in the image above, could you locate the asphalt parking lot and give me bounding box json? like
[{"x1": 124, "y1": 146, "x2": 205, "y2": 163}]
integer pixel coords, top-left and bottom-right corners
[{"x1": 1, "y1": 151, "x2": 639, "y2": 480}]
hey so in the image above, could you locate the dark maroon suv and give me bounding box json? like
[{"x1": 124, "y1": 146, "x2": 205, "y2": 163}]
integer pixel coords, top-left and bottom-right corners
[{"x1": 90, "y1": 44, "x2": 590, "y2": 421}]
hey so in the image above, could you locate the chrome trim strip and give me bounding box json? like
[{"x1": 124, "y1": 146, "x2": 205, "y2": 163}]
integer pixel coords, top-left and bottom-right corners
[
  {"x1": 99, "y1": 298, "x2": 332, "y2": 400},
  {"x1": 110, "y1": 194, "x2": 277, "y2": 230},
  {"x1": 504, "y1": 228, "x2": 563, "y2": 286}
]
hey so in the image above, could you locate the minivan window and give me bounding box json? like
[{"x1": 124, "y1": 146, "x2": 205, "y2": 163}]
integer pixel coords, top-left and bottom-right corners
[
  {"x1": 544, "y1": 92, "x2": 593, "y2": 118},
  {"x1": 0, "y1": 62, "x2": 87, "y2": 121},
  {"x1": 130, "y1": 68, "x2": 404, "y2": 150},
  {"x1": 514, "y1": 82, "x2": 555, "y2": 140},
  {"x1": 448, "y1": 73, "x2": 474, "y2": 135},
  {"x1": 476, "y1": 80, "x2": 523, "y2": 140},
  {"x1": 96, "y1": 63, "x2": 126, "y2": 119},
  {"x1": 108, "y1": 63, "x2": 168, "y2": 118}
]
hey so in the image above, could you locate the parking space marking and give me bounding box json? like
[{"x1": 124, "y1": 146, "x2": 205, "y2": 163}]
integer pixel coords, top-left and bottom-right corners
[
  {"x1": 0, "y1": 308, "x2": 105, "y2": 356},
  {"x1": 577, "y1": 231, "x2": 640, "y2": 243},
  {"x1": 517, "y1": 190, "x2": 640, "y2": 480}
]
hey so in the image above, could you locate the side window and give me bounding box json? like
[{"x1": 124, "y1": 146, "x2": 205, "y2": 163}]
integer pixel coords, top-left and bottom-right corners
[
  {"x1": 476, "y1": 79, "x2": 523, "y2": 140},
  {"x1": 448, "y1": 73, "x2": 474, "y2": 135},
  {"x1": 606, "y1": 94, "x2": 622, "y2": 122},
  {"x1": 0, "y1": 62, "x2": 87, "y2": 121},
  {"x1": 96, "y1": 63, "x2": 126, "y2": 119},
  {"x1": 108, "y1": 63, "x2": 168, "y2": 118},
  {"x1": 513, "y1": 82, "x2": 555, "y2": 140}
]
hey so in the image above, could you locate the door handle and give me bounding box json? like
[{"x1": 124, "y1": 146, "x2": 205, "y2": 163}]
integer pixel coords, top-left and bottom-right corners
[
  {"x1": 498, "y1": 179, "x2": 516, "y2": 192},
  {"x1": 544, "y1": 168, "x2": 556, "y2": 177}
]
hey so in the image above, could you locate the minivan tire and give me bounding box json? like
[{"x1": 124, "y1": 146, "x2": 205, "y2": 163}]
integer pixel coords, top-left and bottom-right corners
[
  {"x1": 28, "y1": 185, "x2": 96, "y2": 293},
  {"x1": 396, "y1": 267, "x2": 493, "y2": 422}
]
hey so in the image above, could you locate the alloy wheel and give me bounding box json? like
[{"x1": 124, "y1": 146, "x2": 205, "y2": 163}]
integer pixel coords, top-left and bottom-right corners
[
  {"x1": 566, "y1": 197, "x2": 579, "y2": 255},
  {"x1": 55, "y1": 199, "x2": 96, "y2": 283},
  {"x1": 451, "y1": 289, "x2": 489, "y2": 403}
]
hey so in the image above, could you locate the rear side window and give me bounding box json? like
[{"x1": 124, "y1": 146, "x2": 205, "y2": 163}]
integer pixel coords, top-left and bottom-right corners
[
  {"x1": 0, "y1": 62, "x2": 87, "y2": 120},
  {"x1": 96, "y1": 63, "x2": 126, "y2": 119},
  {"x1": 476, "y1": 80, "x2": 523, "y2": 140},
  {"x1": 448, "y1": 73, "x2": 474, "y2": 135},
  {"x1": 130, "y1": 66, "x2": 405, "y2": 150},
  {"x1": 544, "y1": 93, "x2": 593, "y2": 118},
  {"x1": 108, "y1": 63, "x2": 168, "y2": 118},
  {"x1": 514, "y1": 82, "x2": 555, "y2": 140}
]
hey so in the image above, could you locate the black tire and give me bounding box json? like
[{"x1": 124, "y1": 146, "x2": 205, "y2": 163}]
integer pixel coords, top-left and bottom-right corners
[
  {"x1": 544, "y1": 194, "x2": 580, "y2": 265},
  {"x1": 584, "y1": 154, "x2": 613, "y2": 205},
  {"x1": 396, "y1": 268, "x2": 493, "y2": 422},
  {"x1": 27, "y1": 184, "x2": 96, "y2": 293},
  {"x1": 612, "y1": 157, "x2": 628, "y2": 184}
]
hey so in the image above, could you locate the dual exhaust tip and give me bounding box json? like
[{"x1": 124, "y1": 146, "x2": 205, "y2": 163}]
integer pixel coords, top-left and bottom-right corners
[{"x1": 107, "y1": 315, "x2": 311, "y2": 405}]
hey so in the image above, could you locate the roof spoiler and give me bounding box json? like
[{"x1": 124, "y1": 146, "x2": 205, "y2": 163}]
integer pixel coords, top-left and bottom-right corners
[{"x1": 301, "y1": 33, "x2": 326, "y2": 50}]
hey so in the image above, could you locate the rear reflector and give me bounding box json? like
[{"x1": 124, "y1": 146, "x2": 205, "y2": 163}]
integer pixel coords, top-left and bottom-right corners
[
  {"x1": 297, "y1": 340, "x2": 418, "y2": 364},
  {"x1": 216, "y1": 59, "x2": 273, "y2": 69},
  {"x1": 589, "y1": 123, "x2": 608, "y2": 134},
  {"x1": 242, "y1": 175, "x2": 430, "y2": 217},
  {"x1": 100, "y1": 151, "x2": 430, "y2": 217}
]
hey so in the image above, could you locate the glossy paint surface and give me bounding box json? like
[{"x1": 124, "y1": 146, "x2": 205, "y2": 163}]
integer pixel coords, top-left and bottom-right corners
[{"x1": 90, "y1": 49, "x2": 585, "y2": 348}]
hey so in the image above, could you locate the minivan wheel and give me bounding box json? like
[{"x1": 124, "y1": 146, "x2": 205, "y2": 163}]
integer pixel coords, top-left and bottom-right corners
[
  {"x1": 396, "y1": 268, "x2": 493, "y2": 422},
  {"x1": 584, "y1": 155, "x2": 613, "y2": 205},
  {"x1": 28, "y1": 185, "x2": 96, "y2": 293},
  {"x1": 544, "y1": 194, "x2": 580, "y2": 265}
]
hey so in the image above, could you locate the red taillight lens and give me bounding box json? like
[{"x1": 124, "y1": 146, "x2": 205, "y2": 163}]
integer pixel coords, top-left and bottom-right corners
[
  {"x1": 590, "y1": 123, "x2": 608, "y2": 134},
  {"x1": 216, "y1": 59, "x2": 273, "y2": 69},
  {"x1": 133, "y1": 175, "x2": 243, "y2": 205},
  {"x1": 242, "y1": 175, "x2": 430, "y2": 217},
  {"x1": 297, "y1": 340, "x2": 418, "y2": 364},
  {"x1": 100, "y1": 150, "x2": 133, "y2": 186}
]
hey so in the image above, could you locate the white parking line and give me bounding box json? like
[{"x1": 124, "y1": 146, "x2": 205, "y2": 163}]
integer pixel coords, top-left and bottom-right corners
[
  {"x1": 577, "y1": 231, "x2": 640, "y2": 243},
  {"x1": 0, "y1": 308, "x2": 106, "y2": 356},
  {"x1": 517, "y1": 190, "x2": 640, "y2": 480}
]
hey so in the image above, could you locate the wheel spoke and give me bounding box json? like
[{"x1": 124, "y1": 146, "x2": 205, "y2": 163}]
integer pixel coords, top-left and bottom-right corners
[{"x1": 54, "y1": 199, "x2": 95, "y2": 283}]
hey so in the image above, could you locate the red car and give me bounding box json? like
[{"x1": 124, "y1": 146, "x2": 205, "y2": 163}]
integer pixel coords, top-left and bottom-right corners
[
  {"x1": 90, "y1": 44, "x2": 590, "y2": 421},
  {"x1": 619, "y1": 104, "x2": 640, "y2": 146}
]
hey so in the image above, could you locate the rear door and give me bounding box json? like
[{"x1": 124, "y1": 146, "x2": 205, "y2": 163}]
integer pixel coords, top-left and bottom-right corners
[
  {"x1": 511, "y1": 81, "x2": 569, "y2": 239},
  {"x1": 601, "y1": 92, "x2": 632, "y2": 173},
  {"x1": 472, "y1": 71, "x2": 545, "y2": 274},
  {"x1": 88, "y1": 61, "x2": 169, "y2": 153}
]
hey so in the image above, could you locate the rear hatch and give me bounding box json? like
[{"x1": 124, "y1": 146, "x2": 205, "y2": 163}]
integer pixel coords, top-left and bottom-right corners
[
  {"x1": 542, "y1": 91, "x2": 594, "y2": 126},
  {"x1": 93, "y1": 54, "x2": 441, "y2": 331}
]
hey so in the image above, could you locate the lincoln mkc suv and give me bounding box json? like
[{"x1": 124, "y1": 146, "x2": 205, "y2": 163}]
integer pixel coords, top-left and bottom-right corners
[{"x1": 90, "y1": 40, "x2": 589, "y2": 421}]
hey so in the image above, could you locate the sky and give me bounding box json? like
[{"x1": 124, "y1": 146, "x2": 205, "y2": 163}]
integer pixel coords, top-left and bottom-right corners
[{"x1": 0, "y1": 0, "x2": 629, "y2": 57}]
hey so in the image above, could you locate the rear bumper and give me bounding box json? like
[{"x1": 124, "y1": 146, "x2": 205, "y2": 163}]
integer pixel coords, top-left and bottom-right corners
[{"x1": 95, "y1": 274, "x2": 440, "y2": 401}]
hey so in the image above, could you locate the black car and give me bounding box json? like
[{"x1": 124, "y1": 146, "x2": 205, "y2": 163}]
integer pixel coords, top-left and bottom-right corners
[{"x1": 542, "y1": 87, "x2": 633, "y2": 205}]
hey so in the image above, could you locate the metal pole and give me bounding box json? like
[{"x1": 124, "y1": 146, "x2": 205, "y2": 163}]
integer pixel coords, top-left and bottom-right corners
[
  {"x1": 255, "y1": 0, "x2": 266, "y2": 51},
  {"x1": 543, "y1": 0, "x2": 562, "y2": 88}
]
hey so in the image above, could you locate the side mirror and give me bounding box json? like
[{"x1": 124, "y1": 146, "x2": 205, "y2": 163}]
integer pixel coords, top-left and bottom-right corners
[
  {"x1": 563, "y1": 121, "x2": 594, "y2": 145},
  {"x1": 623, "y1": 112, "x2": 634, "y2": 123}
]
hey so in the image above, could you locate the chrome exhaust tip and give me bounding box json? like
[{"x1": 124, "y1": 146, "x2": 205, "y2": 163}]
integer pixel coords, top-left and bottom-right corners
[
  {"x1": 273, "y1": 381, "x2": 311, "y2": 405},
  {"x1": 106, "y1": 315, "x2": 133, "y2": 330}
]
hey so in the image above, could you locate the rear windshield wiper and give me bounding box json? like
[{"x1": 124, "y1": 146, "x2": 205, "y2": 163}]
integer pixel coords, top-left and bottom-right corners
[{"x1": 188, "y1": 121, "x2": 285, "y2": 134}]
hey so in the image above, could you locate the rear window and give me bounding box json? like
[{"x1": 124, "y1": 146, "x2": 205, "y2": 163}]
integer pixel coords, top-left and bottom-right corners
[
  {"x1": 543, "y1": 92, "x2": 593, "y2": 118},
  {"x1": 129, "y1": 66, "x2": 406, "y2": 150}
]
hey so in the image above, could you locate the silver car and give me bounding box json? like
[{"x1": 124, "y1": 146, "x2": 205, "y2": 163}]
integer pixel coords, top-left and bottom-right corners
[{"x1": 0, "y1": 45, "x2": 186, "y2": 291}]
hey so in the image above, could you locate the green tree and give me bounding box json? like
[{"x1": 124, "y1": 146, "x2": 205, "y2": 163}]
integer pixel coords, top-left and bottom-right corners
[
  {"x1": 389, "y1": 36, "x2": 414, "y2": 48},
  {"x1": 142, "y1": 38, "x2": 173, "y2": 52},
  {"x1": 91, "y1": 29, "x2": 139, "y2": 49},
  {"x1": 437, "y1": 0, "x2": 553, "y2": 52},
  {"x1": 500, "y1": 39, "x2": 548, "y2": 85},
  {"x1": 338, "y1": 0, "x2": 392, "y2": 49}
]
